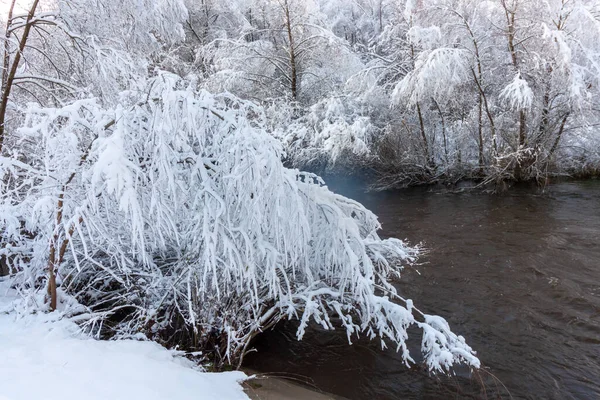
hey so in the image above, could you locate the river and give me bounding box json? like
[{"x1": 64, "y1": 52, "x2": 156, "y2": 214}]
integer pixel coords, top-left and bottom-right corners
[{"x1": 244, "y1": 179, "x2": 600, "y2": 400}]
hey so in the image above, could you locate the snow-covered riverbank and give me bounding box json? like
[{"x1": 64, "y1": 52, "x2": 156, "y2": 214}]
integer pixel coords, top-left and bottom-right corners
[{"x1": 0, "y1": 280, "x2": 248, "y2": 400}]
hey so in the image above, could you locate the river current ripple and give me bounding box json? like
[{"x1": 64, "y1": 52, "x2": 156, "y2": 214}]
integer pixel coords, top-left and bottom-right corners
[{"x1": 245, "y1": 180, "x2": 600, "y2": 400}]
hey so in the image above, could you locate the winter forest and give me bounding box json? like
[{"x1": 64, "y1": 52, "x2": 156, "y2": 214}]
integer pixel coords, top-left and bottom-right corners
[{"x1": 0, "y1": 0, "x2": 599, "y2": 396}]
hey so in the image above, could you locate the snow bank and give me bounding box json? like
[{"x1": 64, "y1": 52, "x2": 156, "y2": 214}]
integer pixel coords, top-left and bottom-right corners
[{"x1": 0, "y1": 281, "x2": 249, "y2": 400}]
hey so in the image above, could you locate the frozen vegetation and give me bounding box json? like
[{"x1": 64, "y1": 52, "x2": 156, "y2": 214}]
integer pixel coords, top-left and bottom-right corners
[
  {"x1": 0, "y1": 280, "x2": 249, "y2": 400},
  {"x1": 3, "y1": 0, "x2": 597, "y2": 389},
  {"x1": 196, "y1": 0, "x2": 600, "y2": 186}
]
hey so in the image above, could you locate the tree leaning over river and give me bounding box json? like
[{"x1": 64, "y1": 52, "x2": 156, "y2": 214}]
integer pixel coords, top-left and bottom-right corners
[{"x1": 0, "y1": 0, "x2": 480, "y2": 373}]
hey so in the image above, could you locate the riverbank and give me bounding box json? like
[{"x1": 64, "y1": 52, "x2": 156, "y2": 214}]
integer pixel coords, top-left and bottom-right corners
[
  {"x1": 242, "y1": 370, "x2": 347, "y2": 400},
  {"x1": 0, "y1": 279, "x2": 248, "y2": 400},
  {"x1": 0, "y1": 279, "x2": 347, "y2": 400},
  {"x1": 314, "y1": 166, "x2": 600, "y2": 192}
]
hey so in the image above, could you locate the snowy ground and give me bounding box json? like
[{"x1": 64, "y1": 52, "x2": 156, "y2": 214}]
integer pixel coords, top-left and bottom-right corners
[{"x1": 0, "y1": 279, "x2": 249, "y2": 400}]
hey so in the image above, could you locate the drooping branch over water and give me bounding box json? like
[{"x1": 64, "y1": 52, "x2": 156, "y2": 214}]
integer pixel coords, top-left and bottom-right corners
[{"x1": 1, "y1": 73, "x2": 478, "y2": 371}]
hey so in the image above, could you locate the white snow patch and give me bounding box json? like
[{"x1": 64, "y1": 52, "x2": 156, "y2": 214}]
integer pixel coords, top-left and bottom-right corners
[{"x1": 0, "y1": 280, "x2": 249, "y2": 400}]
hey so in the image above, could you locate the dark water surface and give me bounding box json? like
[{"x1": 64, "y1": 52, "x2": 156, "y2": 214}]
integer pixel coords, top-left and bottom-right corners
[{"x1": 245, "y1": 180, "x2": 600, "y2": 399}]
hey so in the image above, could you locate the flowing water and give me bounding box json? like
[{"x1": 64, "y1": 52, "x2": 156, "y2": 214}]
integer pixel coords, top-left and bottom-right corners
[{"x1": 244, "y1": 179, "x2": 600, "y2": 399}]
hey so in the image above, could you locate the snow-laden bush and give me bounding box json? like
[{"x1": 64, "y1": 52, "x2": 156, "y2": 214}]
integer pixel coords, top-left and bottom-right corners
[
  {"x1": 277, "y1": 96, "x2": 377, "y2": 170},
  {"x1": 392, "y1": 48, "x2": 470, "y2": 107},
  {"x1": 1, "y1": 73, "x2": 479, "y2": 371}
]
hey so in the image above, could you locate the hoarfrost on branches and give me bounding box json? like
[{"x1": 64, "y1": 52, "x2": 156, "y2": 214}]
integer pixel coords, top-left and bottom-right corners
[
  {"x1": 500, "y1": 74, "x2": 534, "y2": 111},
  {"x1": 1, "y1": 73, "x2": 479, "y2": 372},
  {"x1": 392, "y1": 48, "x2": 470, "y2": 107}
]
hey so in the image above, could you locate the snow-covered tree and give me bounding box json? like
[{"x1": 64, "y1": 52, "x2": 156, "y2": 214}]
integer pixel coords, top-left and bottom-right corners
[
  {"x1": 200, "y1": 0, "x2": 361, "y2": 104},
  {"x1": 149, "y1": 0, "x2": 600, "y2": 186},
  {"x1": 1, "y1": 72, "x2": 480, "y2": 372},
  {"x1": 353, "y1": 0, "x2": 600, "y2": 185},
  {"x1": 0, "y1": 0, "x2": 484, "y2": 375}
]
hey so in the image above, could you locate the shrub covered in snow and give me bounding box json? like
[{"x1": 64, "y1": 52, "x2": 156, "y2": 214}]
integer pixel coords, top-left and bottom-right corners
[
  {"x1": 276, "y1": 96, "x2": 377, "y2": 170},
  {"x1": 1, "y1": 73, "x2": 479, "y2": 371}
]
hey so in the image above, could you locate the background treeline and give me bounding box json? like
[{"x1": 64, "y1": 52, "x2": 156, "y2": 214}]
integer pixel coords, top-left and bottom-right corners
[{"x1": 178, "y1": 0, "x2": 600, "y2": 187}]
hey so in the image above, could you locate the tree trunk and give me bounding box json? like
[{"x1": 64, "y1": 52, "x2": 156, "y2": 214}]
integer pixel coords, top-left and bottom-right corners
[
  {"x1": 548, "y1": 114, "x2": 569, "y2": 159},
  {"x1": 456, "y1": 11, "x2": 492, "y2": 171},
  {"x1": 47, "y1": 244, "x2": 58, "y2": 311},
  {"x1": 416, "y1": 102, "x2": 433, "y2": 169},
  {"x1": 478, "y1": 95, "x2": 484, "y2": 174},
  {"x1": 514, "y1": 109, "x2": 527, "y2": 180},
  {"x1": 283, "y1": 1, "x2": 297, "y2": 100},
  {"x1": 1, "y1": 0, "x2": 16, "y2": 90},
  {"x1": 433, "y1": 98, "x2": 448, "y2": 167},
  {"x1": 47, "y1": 189, "x2": 65, "y2": 312},
  {"x1": 470, "y1": 68, "x2": 497, "y2": 159},
  {"x1": 503, "y1": 0, "x2": 528, "y2": 180},
  {"x1": 0, "y1": 0, "x2": 40, "y2": 154}
]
